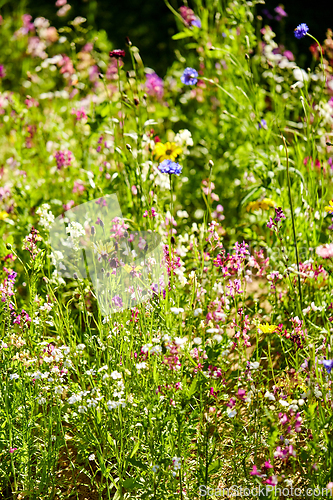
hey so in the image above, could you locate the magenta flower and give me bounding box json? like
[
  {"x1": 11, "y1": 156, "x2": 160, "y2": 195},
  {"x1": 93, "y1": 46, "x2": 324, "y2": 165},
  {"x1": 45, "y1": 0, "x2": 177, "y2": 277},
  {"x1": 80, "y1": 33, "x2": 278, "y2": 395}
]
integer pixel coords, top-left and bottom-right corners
[
  {"x1": 0, "y1": 65, "x2": 6, "y2": 79},
  {"x1": 9, "y1": 447, "x2": 17, "y2": 453},
  {"x1": 109, "y1": 49, "x2": 125, "y2": 59},
  {"x1": 54, "y1": 150, "x2": 73, "y2": 170},
  {"x1": 145, "y1": 73, "x2": 164, "y2": 99},
  {"x1": 250, "y1": 465, "x2": 261, "y2": 476}
]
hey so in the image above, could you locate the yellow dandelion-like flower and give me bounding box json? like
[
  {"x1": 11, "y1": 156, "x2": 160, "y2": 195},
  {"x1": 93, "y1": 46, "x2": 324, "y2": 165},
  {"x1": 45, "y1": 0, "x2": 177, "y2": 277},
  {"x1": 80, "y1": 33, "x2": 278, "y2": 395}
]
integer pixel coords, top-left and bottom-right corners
[
  {"x1": 260, "y1": 198, "x2": 276, "y2": 210},
  {"x1": 325, "y1": 200, "x2": 333, "y2": 215},
  {"x1": 153, "y1": 142, "x2": 182, "y2": 163},
  {"x1": 0, "y1": 211, "x2": 9, "y2": 221},
  {"x1": 258, "y1": 323, "x2": 278, "y2": 334},
  {"x1": 246, "y1": 201, "x2": 260, "y2": 212},
  {"x1": 246, "y1": 198, "x2": 276, "y2": 212}
]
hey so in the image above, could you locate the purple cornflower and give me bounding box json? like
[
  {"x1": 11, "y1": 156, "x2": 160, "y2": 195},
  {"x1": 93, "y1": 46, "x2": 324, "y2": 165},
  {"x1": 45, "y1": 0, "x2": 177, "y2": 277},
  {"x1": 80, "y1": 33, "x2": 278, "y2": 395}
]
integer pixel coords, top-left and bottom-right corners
[
  {"x1": 274, "y1": 6, "x2": 287, "y2": 19},
  {"x1": 181, "y1": 67, "x2": 198, "y2": 85},
  {"x1": 322, "y1": 359, "x2": 333, "y2": 374},
  {"x1": 145, "y1": 73, "x2": 164, "y2": 99},
  {"x1": 294, "y1": 23, "x2": 309, "y2": 39},
  {"x1": 158, "y1": 160, "x2": 182, "y2": 175}
]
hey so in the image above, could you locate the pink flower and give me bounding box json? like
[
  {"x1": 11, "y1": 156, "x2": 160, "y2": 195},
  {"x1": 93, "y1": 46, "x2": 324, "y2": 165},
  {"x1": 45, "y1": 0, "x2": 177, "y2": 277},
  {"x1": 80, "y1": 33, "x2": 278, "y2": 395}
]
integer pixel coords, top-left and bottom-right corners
[
  {"x1": 237, "y1": 388, "x2": 246, "y2": 400},
  {"x1": 145, "y1": 73, "x2": 164, "y2": 99},
  {"x1": 250, "y1": 465, "x2": 261, "y2": 476},
  {"x1": 266, "y1": 475, "x2": 278, "y2": 486},
  {"x1": 263, "y1": 460, "x2": 273, "y2": 469},
  {"x1": 72, "y1": 107, "x2": 87, "y2": 121},
  {"x1": 316, "y1": 243, "x2": 333, "y2": 259},
  {"x1": 72, "y1": 180, "x2": 85, "y2": 194},
  {"x1": 9, "y1": 447, "x2": 17, "y2": 453}
]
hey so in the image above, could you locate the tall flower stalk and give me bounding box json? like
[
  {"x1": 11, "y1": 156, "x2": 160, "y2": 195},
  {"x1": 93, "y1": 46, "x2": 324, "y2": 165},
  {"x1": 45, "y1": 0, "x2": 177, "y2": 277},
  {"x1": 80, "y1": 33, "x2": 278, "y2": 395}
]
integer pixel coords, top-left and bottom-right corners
[{"x1": 281, "y1": 134, "x2": 303, "y2": 309}]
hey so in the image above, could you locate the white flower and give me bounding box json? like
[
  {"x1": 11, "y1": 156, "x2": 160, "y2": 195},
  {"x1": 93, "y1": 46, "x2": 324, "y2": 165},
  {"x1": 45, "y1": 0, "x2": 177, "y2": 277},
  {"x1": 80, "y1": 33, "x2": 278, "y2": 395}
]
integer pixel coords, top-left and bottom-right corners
[
  {"x1": 110, "y1": 370, "x2": 122, "y2": 379},
  {"x1": 36, "y1": 203, "x2": 55, "y2": 229},
  {"x1": 152, "y1": 465, "x2": 159, "y2": 473},
  {"x1": 68, "y1": 394, "x2": 81, "y2": 405},
  {"x1": 54, "y1": 385, "x2": 64, "y2": 395},
  {"x1": 78, "y1": 405, "x2": 87, "y2": 413},
  {"x1": 227, "y1": 407, "x2": 237, "y2": 418},
  {"x1": 150, "y1": 345, "x2": 162, "y2": 355},
  {"x1": 213, "y1": 334, "x2": 223, "y2": 343},
  {"x1": 170, "y1": 307, "x2": 184, "y2": 315},
  {"x1": 9, "y1": 373, "x2": 19, "y2": 380},
  {"x1": 193, "y1": 337, "x2": 202, "y2": 345},
  {"x1": 136, "y1": 362, "x2": 147, "y2": 370},
  {"x1": 206, "y1": 328, "x2": 219, "y2": 334},
  {"x1": 37, "y1": 396, "x2": 47, "y2": 404},
  {"x1": 174, "y1": 129, "x2": 193, "y2": 154},
  {"x1": 279, "y1": 399, "x2": 289, "y2": 407},
  {"x1": 314, "y1": 387, "x2": 322, "y2": 398},
  {"x1": 76, "y1": 343, "x2": 86, "y2": 351},
  {"x1": 264, "y1": 391, "x2": 275, "y2": 401},
  {"x1": 174, "y1": 337, "x2": 187, "y2": 347},
  {"x1": 249, "y1": 361, "x2": 260, "y2": 370},
  {"x1": 193, "y1": 308, "x2": 202, "y2": 317},
  {"x1": 88, "y1": 453, "x2": 96, "y2": 461},
  {"x1": 66, "y1": 221, "x2": 85, "y2": 250}
]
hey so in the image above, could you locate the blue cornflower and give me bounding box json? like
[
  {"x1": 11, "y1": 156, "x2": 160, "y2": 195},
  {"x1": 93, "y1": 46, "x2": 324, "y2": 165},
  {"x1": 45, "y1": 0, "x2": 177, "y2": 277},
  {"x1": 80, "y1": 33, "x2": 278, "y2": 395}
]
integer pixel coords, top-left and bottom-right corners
[
  {"x1": 258, "y1": 119, "x2": 267, "y2": 129},
  {"x1": 294, "y1": 23, "x2": 309, "y2": 39},
  {"x1": 322, "y1": 359, "x2": 333, "y2": 374},
  {"x1": 191, "y1": 18, "x2": 201, "y2": 28},
  {"x1": 181, "y1": 67, "x2": 198, "y2": 85},
  {"x1": 158, "y1": 159, "x2": 182, "y2": 175}
]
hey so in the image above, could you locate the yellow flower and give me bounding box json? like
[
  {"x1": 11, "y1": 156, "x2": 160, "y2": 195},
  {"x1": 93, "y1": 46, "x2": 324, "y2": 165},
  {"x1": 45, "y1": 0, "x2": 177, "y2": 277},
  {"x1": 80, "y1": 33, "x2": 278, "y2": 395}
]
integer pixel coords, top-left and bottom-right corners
[
  {"x1": 0, "y1": 211, "x2": 9, "y2": 221},
  {"x1": 123, "y1": 264, "x2": 142, "y2": 274},
  {"x1": 153, "y1": 142, "x2": 182, "y2": 163},
  {"x1": 258, "y1": 323, "x2": 278, "y2": 334},
  {"x1": 246, "y1": 198, "x2": 276, "y2": 212},
  {"x1": 325, "y1": 200, "x2": 333, "y2": 214},
  {"x1": 260, "y1": 198, "x2": 276, "y2": 210}
]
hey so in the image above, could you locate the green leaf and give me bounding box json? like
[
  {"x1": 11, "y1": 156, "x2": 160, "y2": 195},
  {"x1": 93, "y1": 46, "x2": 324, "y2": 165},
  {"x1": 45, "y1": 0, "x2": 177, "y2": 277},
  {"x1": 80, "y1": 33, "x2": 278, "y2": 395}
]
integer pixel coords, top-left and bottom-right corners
[
  {"x1": 172, "y1": 30, "x2": 193, "y2": 40},
  {"x1": 122, "y1": 478, "x2": 141, "y2": 490},
  {"x1": 127, "y1": 458, "x2": 148, "y2": 471},
  {"x1": 208, "y1": 459, "x2": 221, "y2": 474}
]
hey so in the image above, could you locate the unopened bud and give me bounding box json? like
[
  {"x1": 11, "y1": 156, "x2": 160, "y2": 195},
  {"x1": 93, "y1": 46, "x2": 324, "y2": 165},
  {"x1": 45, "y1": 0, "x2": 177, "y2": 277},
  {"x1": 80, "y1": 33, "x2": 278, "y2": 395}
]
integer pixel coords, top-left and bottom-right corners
[
  {"x1": 125, "y1": 36, "x2": 132, "y2": 46},
  {"x1": 126, "y1": 143, "x2": 132, "y2": 151}
]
